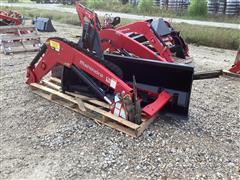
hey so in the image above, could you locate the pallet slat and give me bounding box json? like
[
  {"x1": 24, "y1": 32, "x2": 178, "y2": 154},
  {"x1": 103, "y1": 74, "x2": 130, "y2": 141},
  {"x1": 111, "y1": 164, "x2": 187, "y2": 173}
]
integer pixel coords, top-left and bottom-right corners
[
  {"x1": 0, "y1": 25, "x2": 36, "y2": 33},
  {"x1": 0, "y1": 33, "x2": 39, "y2": 41},
  {"x1": 2, "y1": 46, "x2": 39, "y2": 54},
  {"x1": 49, "y1": 77, "x2": 61, "y2": 84},
  {"x1": 66, "y1": 91, "x2": 110, "y2": 109}
]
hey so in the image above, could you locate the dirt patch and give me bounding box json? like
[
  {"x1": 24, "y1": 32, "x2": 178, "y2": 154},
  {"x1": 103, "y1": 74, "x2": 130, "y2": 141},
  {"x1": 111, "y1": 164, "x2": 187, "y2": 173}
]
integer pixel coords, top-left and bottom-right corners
[{"x1": 0, "y1": 21, "x2": 239, "y2": 179}]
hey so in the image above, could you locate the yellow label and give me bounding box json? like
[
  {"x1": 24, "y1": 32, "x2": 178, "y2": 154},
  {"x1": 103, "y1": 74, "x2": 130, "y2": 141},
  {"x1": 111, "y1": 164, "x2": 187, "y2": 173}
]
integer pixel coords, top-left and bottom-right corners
[{"x1": 49, "y1": 40, "x2": 60, "y2": 50}]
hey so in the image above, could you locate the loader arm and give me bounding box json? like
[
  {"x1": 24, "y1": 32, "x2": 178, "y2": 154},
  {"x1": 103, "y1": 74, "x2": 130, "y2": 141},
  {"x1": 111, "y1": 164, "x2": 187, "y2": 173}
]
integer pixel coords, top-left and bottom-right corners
[
  {"x1": 100, "y1": 29, "x2": 167, "y2": 62},
  {"x1": 26, "y1": 37, "x2": 132, "y2": 94},
  {"x1": 75, "y1": 2, "x2": 101, "y2": 31},
  {"x1": 116, "y1": 21, "x2": 173, "y2": 62}
]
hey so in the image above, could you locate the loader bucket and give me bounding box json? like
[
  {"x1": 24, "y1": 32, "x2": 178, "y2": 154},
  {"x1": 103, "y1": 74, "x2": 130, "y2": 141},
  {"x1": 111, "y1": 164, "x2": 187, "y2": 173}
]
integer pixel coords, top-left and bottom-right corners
[
  {"x1": 104, "y1": 54, "x2": 194, "y2": 116},
  {"x1": 32, "y1": 17, "x2": 56, "y2": 32}
]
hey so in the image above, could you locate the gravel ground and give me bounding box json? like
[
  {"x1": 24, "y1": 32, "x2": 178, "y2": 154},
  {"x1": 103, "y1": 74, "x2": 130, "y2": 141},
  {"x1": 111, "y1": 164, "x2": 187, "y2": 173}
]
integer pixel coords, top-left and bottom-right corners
[{"x1": 0, "y1": 22, "x2": 240, "y2": 180}]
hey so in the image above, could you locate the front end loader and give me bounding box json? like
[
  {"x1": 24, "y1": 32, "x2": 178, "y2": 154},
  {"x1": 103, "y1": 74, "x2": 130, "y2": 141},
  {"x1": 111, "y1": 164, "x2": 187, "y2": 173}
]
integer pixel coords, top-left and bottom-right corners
[
  {"x1": 26, "y1": 21, "x2": 194, "y2": 124},
  {"x1": 75, "y1": 2, "x2": 190, "y2": 63}
]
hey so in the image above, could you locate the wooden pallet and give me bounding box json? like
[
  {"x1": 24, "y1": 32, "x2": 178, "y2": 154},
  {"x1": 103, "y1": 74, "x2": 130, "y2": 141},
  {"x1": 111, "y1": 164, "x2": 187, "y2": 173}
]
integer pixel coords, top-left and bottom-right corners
[
  {"x1": 0, "y1": 25, "x2": 41, "y2": 55},
  {"x1": 30, "y1": 77, "x2": 157, "y2": 137}
]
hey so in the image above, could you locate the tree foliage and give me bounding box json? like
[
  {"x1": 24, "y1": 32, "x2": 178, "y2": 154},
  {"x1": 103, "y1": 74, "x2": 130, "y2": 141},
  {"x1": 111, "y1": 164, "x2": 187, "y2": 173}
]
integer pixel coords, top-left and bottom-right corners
[
  {"x1": 188, "y1": 0, "x2": 208, "y2": 16},
  {"x1": 138, "y1": 0, "x2": 154, "y2": 12}
]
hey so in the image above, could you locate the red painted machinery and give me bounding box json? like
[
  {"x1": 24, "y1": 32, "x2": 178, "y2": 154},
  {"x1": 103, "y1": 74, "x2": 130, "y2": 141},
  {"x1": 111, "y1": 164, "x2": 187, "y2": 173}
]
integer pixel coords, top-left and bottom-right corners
[
  {"x1": 0, "y1": 10, "x2": 41, "y2": 54},
  {"x1": 229, "y1": 50, "x2": 240, "y2": 74},
  {"x1": 76, "y1": 2, "x2": 189, "y2": 63},
  {"x1": 0, "y1": 10, "x2": 22, "y2": 26},
  {"x1": 26, "y1": 19, "x2": 194, "y2": 124}
]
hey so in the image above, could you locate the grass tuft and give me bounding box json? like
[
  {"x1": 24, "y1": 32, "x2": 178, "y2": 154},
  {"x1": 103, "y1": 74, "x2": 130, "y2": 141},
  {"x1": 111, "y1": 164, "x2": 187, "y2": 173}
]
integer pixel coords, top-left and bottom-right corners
[{"x1": 174, "y1": 23, "x2": 240, "y2": 50}]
